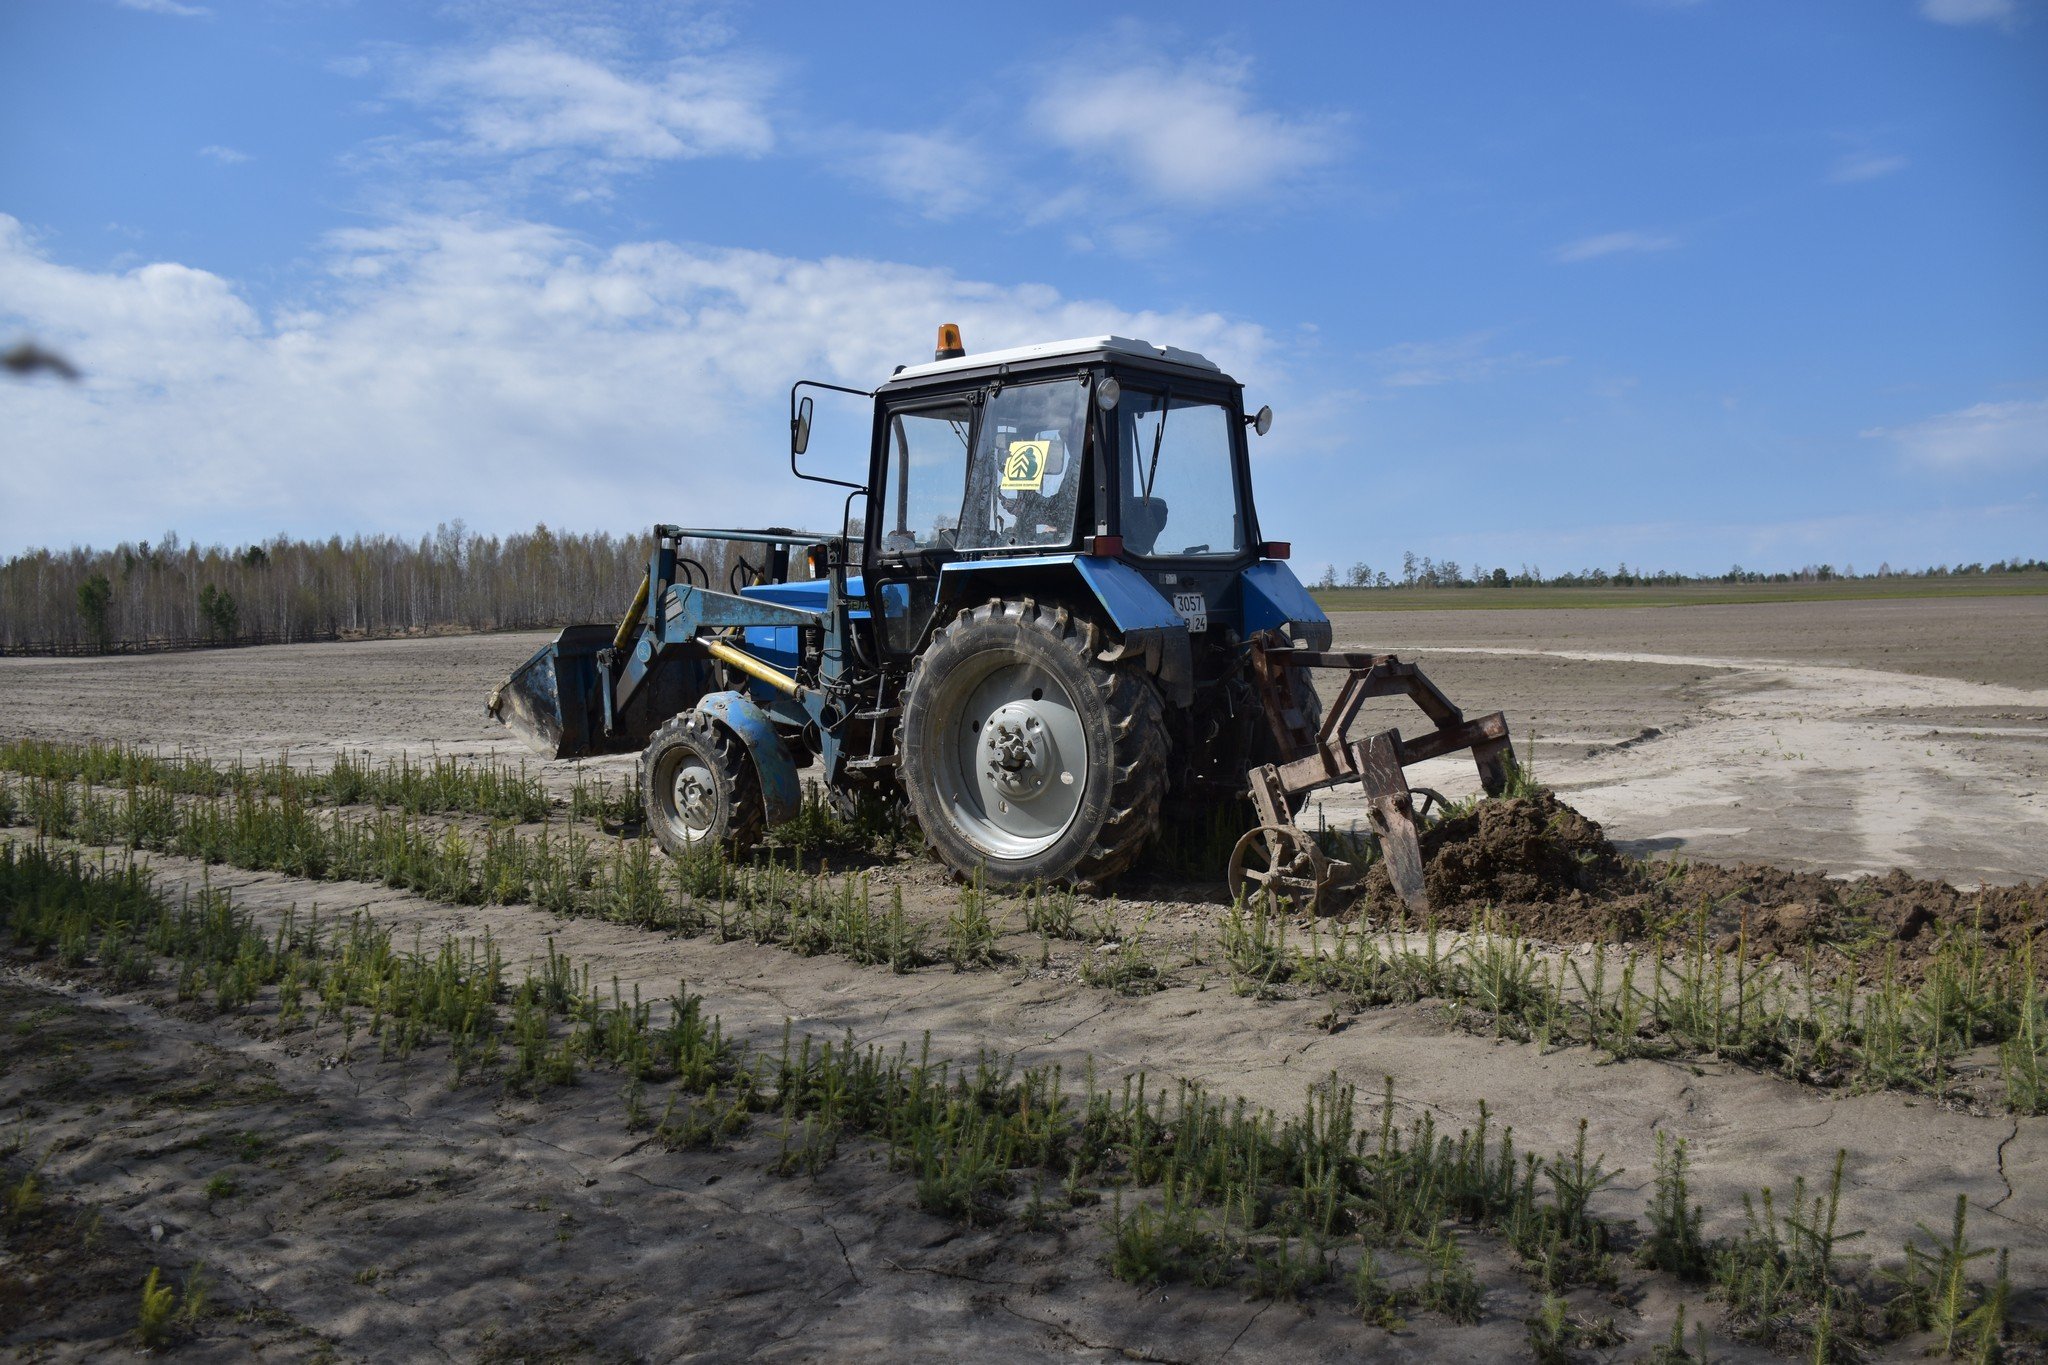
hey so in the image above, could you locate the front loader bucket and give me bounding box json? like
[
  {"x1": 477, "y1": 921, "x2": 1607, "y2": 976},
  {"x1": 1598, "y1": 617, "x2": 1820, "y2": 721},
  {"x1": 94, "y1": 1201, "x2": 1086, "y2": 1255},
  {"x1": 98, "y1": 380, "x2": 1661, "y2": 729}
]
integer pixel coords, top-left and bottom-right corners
[{"x1": 486, "y1": 624, "x2": 617, "y2": 759}]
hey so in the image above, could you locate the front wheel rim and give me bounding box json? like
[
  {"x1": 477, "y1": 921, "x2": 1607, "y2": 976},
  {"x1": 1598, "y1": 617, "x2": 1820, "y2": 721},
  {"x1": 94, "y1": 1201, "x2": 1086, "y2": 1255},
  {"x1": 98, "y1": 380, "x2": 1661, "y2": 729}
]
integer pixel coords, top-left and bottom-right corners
[
  {"x1": 930, "y1": 654, "x2": 1090, "y2": 859},
  {"x1": 654, "y1": 748, "x2": 718, "y2": 843}
]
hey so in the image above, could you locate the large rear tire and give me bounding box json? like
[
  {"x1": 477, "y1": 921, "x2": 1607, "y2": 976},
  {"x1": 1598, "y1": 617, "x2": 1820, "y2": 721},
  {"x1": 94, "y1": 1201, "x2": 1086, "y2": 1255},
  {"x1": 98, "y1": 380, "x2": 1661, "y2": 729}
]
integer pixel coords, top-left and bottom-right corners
[
  {"x1": 639, "y1": 710, "x2": 763, "y2": 858},
  {"x1": 899, "y1": 598, "x2": 1166, "y2": 888}
]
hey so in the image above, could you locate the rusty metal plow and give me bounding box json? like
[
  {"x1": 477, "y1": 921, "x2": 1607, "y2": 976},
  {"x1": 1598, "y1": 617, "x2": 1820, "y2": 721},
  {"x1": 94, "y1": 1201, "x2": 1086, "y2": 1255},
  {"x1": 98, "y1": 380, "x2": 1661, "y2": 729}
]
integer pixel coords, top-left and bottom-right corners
[{"x1": 1228, "y1": 639, "x2": 1516, "y2": 916}]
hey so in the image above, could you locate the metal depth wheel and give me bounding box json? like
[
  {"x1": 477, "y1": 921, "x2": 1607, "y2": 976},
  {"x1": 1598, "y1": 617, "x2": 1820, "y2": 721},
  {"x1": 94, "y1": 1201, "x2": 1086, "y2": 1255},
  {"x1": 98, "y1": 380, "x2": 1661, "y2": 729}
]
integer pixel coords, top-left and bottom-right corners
[
  {"x1": 900, "y1": 598, "x2": 1166, "y2": 888},
  {"x1": 638, "y1": 710, "x2": 762, "y2": 858},
  {"x1": 1227, "y1": 823, "x2": 1338, "y2": 914},
  {"x1": 1408, "y1": 787, "x2": 1450, "y2": 824}
]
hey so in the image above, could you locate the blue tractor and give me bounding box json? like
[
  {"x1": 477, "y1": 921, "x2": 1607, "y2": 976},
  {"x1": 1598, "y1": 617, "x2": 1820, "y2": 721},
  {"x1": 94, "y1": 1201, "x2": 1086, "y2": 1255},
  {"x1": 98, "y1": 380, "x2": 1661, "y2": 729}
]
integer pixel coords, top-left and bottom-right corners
[{"x1": 489, "y1": 327, "x2": 1515, "y2": 910}]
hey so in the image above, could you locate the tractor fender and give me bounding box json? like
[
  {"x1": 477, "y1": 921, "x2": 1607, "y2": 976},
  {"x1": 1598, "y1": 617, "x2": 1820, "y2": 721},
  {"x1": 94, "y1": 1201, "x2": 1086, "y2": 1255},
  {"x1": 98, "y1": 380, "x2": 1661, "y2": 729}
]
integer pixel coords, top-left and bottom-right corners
[
  {"x1": 936, "y1": 554, "x2": 1194, "y2": 705},
  {"x1": 1240, "y1": 561, "x2": 1333, "y2": 649},
  {"x1": 694, "y1": 691, "x2": 801, "y2": 828}
]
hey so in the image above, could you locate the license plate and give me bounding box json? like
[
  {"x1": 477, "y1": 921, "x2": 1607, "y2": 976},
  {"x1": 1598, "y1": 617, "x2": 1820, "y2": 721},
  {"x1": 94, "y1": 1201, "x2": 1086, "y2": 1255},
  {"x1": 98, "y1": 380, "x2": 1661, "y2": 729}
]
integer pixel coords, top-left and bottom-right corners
[{"x1": 1172, "y1": 592, "x2": 1208, "y2": 633}]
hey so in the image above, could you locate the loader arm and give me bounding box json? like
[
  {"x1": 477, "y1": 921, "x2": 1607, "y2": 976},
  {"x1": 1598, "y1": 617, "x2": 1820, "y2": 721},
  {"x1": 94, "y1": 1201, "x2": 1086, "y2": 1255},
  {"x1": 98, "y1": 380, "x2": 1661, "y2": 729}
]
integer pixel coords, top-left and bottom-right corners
[{"x1": 488, "y1": 525, "x2": 835, "y2": 759}]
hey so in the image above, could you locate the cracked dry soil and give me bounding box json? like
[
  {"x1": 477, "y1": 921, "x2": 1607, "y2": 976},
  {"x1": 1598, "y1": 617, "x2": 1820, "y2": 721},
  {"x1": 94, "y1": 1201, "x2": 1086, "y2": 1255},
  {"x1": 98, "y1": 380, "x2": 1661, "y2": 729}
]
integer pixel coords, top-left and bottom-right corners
[{"x1": 1, "y1": 971, "x2": 1594, "y2": 1363}]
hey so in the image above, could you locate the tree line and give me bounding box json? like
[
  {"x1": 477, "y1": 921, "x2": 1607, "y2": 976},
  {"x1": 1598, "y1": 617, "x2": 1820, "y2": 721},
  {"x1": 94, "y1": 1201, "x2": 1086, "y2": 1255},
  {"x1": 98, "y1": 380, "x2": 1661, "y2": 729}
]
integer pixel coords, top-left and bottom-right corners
[
  {"x1": 5, "y1": 527, "x2": 2042, "y2": 653},
  {"x1": 0, "y1": 524, "x2": 766, "y2": 652},
  {"x1": 1313, "y1": 552, "x2": 2048, "y2": 591}
]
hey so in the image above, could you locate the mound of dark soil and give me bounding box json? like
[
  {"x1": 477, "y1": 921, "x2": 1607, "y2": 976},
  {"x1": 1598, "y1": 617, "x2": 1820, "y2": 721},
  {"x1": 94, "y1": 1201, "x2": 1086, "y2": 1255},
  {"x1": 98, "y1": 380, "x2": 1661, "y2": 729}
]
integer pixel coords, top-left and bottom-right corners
[
  {"x1": 1360, "y1": 791, "x2": 1641, "y2": 932},
  {"x1": 1666, "y1": 863, "x2": 2045, "y2": 964},
  {"x1": 1355, "y1": 790, "x2": 2044, "y2": 975}
]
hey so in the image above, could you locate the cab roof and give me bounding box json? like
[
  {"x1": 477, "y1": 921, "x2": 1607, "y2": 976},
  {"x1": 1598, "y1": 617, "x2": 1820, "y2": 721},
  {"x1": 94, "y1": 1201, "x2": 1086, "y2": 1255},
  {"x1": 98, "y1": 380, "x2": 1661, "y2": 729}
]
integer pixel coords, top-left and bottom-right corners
[{"x1": 880, "y1": 335, "x2": 1227, "y2": 391}]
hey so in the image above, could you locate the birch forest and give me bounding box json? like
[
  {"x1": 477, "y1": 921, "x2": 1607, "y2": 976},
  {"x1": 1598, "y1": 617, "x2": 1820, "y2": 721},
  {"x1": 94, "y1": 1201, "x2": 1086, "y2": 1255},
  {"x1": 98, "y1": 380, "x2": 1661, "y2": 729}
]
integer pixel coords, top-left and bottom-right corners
[{"x1": 0, "y1": 522, "x2": 758, "y2": 651}]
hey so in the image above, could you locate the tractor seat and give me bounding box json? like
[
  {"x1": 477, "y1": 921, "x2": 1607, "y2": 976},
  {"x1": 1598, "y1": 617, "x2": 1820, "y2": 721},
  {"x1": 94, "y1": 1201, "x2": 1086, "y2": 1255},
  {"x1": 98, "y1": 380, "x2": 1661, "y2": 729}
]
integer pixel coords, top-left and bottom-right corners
[{"x1": 1122, "y1": 497, "x2": 1169, "y2": 556}]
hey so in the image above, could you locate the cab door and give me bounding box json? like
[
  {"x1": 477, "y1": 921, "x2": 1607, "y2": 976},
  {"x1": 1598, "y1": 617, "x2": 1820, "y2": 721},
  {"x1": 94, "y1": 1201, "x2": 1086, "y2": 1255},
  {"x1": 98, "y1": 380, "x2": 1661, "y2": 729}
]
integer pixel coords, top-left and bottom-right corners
[{"x1": 865, "y1": 394, "x2": 977, "y2": 660}]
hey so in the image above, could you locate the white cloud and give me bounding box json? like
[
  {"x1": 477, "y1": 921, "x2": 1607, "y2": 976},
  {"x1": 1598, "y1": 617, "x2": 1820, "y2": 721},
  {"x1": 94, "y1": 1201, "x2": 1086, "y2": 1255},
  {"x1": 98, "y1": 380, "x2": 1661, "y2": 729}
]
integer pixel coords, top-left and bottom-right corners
[
  {"x1": 1919, "y1": 0, "x2": 2019, "y2": 26},
  {"x1": 0, "y1": 213, "x2": 1271, "y2": 550},
  {"x1": 1369, "y1": 332, "x2": 1566, "y2": 388},
  {"x1": 1033, "y1": 53, "x2": 1341, "y2": 208},
  {"x1": 116, "y1": 0, "x2": 211, "y2": 16},
  {"x1": 1553, "y1": 230, "x2": 1680, "y2": 263},
  {"x1": 835, "y1": 131, "x2": 988, "y2": 219},
  {"x1": 198, "y1": 144, "x2": 251, "y2": 165},
  {"x1": 1827, "y1": 151, "x2": 1907, "y2": 184},
  {"x1": 1864, "y1": 398, "x2": 2048, "y2": 468},
  {"x1": 392, "y1": 39, "x2": 774, "y2": 166}
]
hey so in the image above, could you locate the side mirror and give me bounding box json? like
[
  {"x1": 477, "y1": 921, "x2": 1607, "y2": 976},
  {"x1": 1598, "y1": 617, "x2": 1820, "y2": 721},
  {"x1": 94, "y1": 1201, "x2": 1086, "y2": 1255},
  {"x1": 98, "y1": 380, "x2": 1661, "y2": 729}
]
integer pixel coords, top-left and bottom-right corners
[
  {"x1": 792, "y1": 395, "x2": 814, "y2": 456},
  {"x1": 1251, "y1": 404, "x2": 1273, "y2": 437}
]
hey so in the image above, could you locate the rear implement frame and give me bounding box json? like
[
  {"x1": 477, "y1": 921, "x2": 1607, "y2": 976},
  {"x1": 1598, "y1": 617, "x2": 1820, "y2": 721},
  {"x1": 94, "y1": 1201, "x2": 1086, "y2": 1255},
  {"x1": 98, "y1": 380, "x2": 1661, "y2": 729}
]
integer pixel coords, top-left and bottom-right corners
[{"x1": 1230, "y1": 636, "x2": 1515, "y2": 914}]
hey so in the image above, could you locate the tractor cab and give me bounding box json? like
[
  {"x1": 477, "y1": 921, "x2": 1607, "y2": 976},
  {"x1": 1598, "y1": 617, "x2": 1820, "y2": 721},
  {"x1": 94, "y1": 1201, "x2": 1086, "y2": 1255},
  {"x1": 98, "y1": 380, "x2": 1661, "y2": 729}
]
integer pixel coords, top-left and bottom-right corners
[
  {"x1": 730, "y1": 331, "x2": 1276, "y2": 670},
  {"x1": 842, "y1": 334, "x2": 1273, "y2": 666}
]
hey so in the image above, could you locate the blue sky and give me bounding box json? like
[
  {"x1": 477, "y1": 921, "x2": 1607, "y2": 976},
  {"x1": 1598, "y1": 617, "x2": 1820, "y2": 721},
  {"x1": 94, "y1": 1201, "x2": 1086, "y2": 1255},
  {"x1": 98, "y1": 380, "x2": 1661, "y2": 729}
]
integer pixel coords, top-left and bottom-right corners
[{"x1": 2, "y1": 0, "x2": 2043, "y2": 578}]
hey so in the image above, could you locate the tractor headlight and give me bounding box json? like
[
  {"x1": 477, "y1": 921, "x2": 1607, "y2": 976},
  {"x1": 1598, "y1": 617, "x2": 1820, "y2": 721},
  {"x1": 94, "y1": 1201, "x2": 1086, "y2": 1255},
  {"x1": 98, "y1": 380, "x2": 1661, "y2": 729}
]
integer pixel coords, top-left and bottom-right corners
[{"x1": 1095, "y1": 376, "x2": 1121, "y2": 411}]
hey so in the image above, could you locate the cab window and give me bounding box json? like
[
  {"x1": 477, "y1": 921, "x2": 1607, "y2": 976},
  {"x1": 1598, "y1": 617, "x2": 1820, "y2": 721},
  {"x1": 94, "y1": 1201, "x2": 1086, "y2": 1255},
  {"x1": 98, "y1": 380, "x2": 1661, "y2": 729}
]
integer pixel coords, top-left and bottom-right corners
[
  {"x1": 1115, "y1": 390, "x2": 1243, "y2": 557},
  {"x1": 878, "y1": 402, "x2": 973, "y2": 556},
  {"x1": 955, "y1": 378, "x2": 1088, "y2": 552}
]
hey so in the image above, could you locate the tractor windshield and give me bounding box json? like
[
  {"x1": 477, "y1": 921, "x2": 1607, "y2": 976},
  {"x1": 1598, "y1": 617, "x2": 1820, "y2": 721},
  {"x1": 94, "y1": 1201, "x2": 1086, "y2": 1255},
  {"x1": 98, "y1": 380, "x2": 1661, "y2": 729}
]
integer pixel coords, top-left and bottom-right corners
[
  {"x1": 1114, "y1": 390, "x2": 1243, "y2": 557},
  {"x1": 955, "y1": 378, "x2": 1089, "y2": 552}
]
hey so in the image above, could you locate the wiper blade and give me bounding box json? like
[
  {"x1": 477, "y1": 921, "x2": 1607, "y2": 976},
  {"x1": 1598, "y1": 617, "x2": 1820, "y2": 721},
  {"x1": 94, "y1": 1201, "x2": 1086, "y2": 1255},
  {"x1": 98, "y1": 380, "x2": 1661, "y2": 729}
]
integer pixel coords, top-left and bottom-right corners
[{"x1": 1143, "y1": 391, "x2": 1171, "y2": 500}]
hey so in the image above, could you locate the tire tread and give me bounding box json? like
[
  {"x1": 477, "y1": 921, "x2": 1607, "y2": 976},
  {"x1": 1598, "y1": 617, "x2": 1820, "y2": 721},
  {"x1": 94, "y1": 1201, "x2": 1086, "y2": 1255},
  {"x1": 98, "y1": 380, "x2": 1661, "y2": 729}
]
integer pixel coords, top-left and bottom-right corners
[
  {"x1": 900, "y1": 597, "x2": 1166, "y2": 888},
  {"x1": 638, "y1": 709, "x2": 764, "y2": 857}
]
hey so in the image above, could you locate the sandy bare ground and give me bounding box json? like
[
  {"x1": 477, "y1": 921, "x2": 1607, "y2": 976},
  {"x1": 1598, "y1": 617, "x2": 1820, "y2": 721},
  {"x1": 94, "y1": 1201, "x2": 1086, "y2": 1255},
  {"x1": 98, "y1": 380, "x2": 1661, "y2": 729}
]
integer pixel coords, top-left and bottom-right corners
[
  {"x1": 3, "y1": 840, "x2": 2032, "y2": 1362},
  {"x1": 2, "y1": 596, "x2": 2044, "y2": 1358},
  {"x1": 13, "y1": 968, "x2": 1568, "y2": 1364},
  {"x1": 1310, "y1": 597, "x2": 2048, "y2": 887},
  {"x1": 2, "y1": 595, "x2": 2041, "y2": 885}
]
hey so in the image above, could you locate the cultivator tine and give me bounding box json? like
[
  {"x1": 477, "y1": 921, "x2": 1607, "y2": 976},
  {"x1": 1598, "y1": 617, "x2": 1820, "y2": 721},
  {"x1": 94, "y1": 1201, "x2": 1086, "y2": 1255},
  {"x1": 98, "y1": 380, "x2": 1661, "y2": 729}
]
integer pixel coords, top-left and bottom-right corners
[
  {"x1": 1248, "y1": 763, "x2": 1290, "y2": 827},
  {"x1": 1473, "y1": 734, "x2": 1516, "y2": 798},
  {"x1": 1357, "y1": 731, "x2": 1428, "y2": 913}
]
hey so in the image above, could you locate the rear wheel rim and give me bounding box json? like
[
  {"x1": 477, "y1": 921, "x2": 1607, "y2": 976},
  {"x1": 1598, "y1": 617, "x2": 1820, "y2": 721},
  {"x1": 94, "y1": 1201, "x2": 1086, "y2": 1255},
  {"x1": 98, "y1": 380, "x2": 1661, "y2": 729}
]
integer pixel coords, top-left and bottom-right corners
[{"x1": 929, "y1": 654, "x2": 1089, "y2": 859}]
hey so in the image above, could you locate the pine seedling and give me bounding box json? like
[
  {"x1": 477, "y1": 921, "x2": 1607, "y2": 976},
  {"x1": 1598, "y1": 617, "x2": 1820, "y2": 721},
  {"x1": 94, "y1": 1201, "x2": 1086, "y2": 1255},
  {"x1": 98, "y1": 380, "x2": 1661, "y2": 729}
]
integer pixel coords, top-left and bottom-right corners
[
  {"x1": 2, "y1": 1164, "x2": 41, "y2": 1230},
  {"x1": 1887, "y1": 1193, "x2": 1996, "y2": 1353},
  {"x1": 1963, "y1": 1248, "x2": 2011, "y2": 1364},
  {"x1": 1527, "y1": 1295, "x2": 1575, "y2": 1365},
  {"x1": 1783, "y1": 1150, "x2": 1862, "y2": 1312},
  {"x1": 1023, "y1": 883, "x2": 1077, "y2": 940},
  {"x1": 1351, "y1": 1247, "x2": 1408, "y2": 1329},
  {"x1": 1640, "y1": 1132, "x2": 1708, "y2": 1279},
  {"x1": 136, "y1": 1267, "x2": 178, "y2": 1348},
  {"x1": 1245, "y1": 1231, "x2": 1329, "y2": 1301},
  {"x1": 1646, "y1": 1304, "x2": 1709, "y2": 1364},
  {"x1": 1080, "y1": 907, "x2": 1166, "y2": 995},
  {"x1": 1220, "y1": 897, "x2": 1291, "y2": 997},
  {"x1": 178, "y1": 1261, "x2": 210, "y2": 1329},
  {"x1": 944, "y1": 871, "x2": 1001, "y2": 971}
]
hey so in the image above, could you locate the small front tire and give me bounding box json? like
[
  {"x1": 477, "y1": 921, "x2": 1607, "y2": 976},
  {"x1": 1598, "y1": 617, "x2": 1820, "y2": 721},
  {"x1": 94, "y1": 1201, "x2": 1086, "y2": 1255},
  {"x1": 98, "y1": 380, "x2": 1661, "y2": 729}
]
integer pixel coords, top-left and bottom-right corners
[{"x1": 639, "y1": 710, "x2": 763, "y2": 857}]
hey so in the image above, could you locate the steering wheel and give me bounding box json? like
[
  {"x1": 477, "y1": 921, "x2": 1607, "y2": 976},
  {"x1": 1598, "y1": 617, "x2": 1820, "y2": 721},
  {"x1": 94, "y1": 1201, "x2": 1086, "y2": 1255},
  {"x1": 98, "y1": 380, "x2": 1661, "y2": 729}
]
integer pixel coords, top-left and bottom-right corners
[{"x1": 995, "y1": 487, "x2": 1055, "y2": 534}]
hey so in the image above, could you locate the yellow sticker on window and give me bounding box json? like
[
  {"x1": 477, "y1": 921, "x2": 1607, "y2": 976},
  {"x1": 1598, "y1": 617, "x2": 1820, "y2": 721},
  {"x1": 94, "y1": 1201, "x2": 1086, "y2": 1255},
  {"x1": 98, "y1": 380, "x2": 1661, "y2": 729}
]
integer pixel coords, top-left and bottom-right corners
[{"x1": 1001, "y1": 440, "x2": 1050, "y2": 491}]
